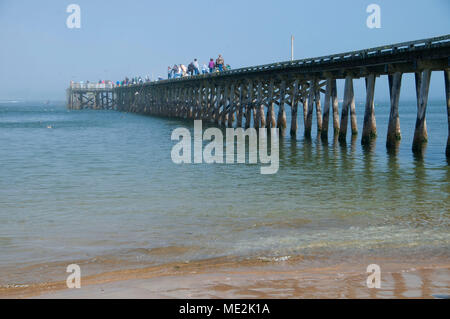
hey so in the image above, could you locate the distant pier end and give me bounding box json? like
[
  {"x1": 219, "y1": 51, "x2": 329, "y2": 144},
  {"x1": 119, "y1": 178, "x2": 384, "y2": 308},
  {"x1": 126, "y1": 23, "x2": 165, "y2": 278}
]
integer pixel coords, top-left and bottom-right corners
[{"x1": 67, "y1": 82, "x2": 115, "y2": 110}]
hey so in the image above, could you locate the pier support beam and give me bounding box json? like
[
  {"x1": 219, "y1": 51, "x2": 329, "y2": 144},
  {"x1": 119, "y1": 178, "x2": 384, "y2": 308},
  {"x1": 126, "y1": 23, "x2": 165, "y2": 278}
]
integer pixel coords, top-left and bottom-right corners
[
  {"x1": 214, "y1": 86, "x2": 221, "y2": 124},
  {"x1": 221, "y1": 86, "x2": 229, "y2": 126},
  {"x1": 414, "y1": 72, "x2": 428, "y2": 142},
  {"x1": 412, "y1": 69, "x2": 431, "y2": 154},
  {"x1": 237, "y1": 84, "x2": 244, "y2": 127},
  {"x1": 361, "y1": 74, "x2": 377, "y2": 145},
  {"x1": 255, "y1": 82, "x2": 263, "y2": 129},
  {"x1": 277, "y1": 80, "x2": 287, "y2": 132},
  {"x1": 445, "y1": 69, "x2": 450, "y2": 158},
  {"x1": 290, "y1": 80, "x2": 299, "y2": 137},
  {"x1": 305, "y1": 80, "x2": 315, "y2": 138},
  {"x1": 386, "y1": 72, "x2": 402, "y2": 149},
  {"x1": 350, "y1": 80, "x2": 358, "y2": 136},
  {"x1": 259, "y1": 83, "x2": 266, "y2": 128},
  {"x1": 331, "y1": 79, "x2": 340, "y2": 136},
  {"x1": 315, "y1": 85, "x2": 323, "y2": 134},
  {"x1": 321, "y1": 79, "x2": 331, "y2": 140},
  {"x1": 266, "y1": 80, "x2": 276, "y2": 128},
  {"x1": 339, "y1": 76, "x2": 354, "y2": 142},
  {"x1": 245, "y1": 82, "x2": 254, "y2": 129},
  {"x1": 228, "y1": 84, "x2": 235, "y2": 127}
]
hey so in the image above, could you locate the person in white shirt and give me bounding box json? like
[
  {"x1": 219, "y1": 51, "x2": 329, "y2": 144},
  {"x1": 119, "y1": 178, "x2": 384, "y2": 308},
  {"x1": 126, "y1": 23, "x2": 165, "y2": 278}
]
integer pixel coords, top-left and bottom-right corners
[
  {"x1": 180, "y1": 64, "x2": 187, "y2": 77},
  {"x1": 193, "y1": 59, "x2": 200, "y2": 75}
]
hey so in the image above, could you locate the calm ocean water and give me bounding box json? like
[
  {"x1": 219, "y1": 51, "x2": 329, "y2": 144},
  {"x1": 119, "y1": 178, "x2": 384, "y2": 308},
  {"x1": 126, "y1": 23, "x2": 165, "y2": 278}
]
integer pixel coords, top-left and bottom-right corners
[{"x1": 0, "y1": 99, "x2": 449, "y2": 285}]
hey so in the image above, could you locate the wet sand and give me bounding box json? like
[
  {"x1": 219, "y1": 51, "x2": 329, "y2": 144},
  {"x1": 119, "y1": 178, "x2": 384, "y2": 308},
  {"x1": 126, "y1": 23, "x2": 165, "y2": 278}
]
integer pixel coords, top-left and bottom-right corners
[{"x1": 1, "y1": 255, "x2": 449, "y2": 299}]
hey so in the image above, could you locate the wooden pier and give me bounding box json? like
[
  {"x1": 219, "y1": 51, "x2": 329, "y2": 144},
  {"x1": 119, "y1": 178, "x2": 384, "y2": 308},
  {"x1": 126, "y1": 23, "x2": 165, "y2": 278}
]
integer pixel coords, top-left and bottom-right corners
[
  {"x1": 67, "y1": 35, "x2": 450, "y2": 158},
  {"x1": 66, "y1": 82, "x2": 115, "y2": 110}
]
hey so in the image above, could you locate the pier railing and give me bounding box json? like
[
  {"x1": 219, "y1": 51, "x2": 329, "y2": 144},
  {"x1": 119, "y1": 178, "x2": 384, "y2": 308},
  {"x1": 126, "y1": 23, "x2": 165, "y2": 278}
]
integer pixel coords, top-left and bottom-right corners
[
  {"x1": 70, "y1": 82, "x2": 114, "y2": 90},
  {"x1": 157, "y1": 34, "x2": 450, "y2": 83}
]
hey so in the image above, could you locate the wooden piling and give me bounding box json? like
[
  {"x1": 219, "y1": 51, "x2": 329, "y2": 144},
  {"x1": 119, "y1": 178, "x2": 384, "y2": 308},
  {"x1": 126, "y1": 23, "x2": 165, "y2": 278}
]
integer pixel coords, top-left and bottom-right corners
[
  {"x1": 315, "y1": 85, "x2": 322, "y2": 133},
  {"x1": 245, "y1": 82, "x2": 254, "y2": 129},
  {"x1": 305, "y1": 80, "x2": 315, "y2": 138},
  {"x1": 266, "y1": 80, "x2": 276, "y2": 128},
  {"x1": 444, "y1": 69, "x2": 450, "y2": 158},
  {"x1": 215, "y1": 86, "x2": 222, "y2": 124},
  {"x1": 237, "y1": 84, "x2": 244, "y2": 127},
  {"x1": 290, "y1": 80, "x2": 299, "y2": 137},
  {"x1": 321, "y1": 78, "x2": 332, "y2": 140},
  {"x1": 255, "y1": 81, "x2": 263, "y2": 129},
  {"x1": 386, "y1": 72, "x2": 402, "y2": 148},
  {"x1": 412, "y1": 69, "x2": 431, "y2": 153},
  {"x1": 349, "y1": 79, "x2": 358, "y2": 136},
  {"x1": 414, "y1": 72, "x2": 428, "y2": 141},
  {"x1": 221, "y1": 85, "x2": 229, "y2": 126},
  {"x1": 228, "y1": 84, "x2": 235, "y2": 127},
  {"x1": 361, "y1": 74, "x2": 377, "y2": 145},
  {"x1": 277, "y1": 80, "x2": 287, "y2": 131},
  {"x1": 339, "y1": 76, "x2": 353, "y2": 142}
]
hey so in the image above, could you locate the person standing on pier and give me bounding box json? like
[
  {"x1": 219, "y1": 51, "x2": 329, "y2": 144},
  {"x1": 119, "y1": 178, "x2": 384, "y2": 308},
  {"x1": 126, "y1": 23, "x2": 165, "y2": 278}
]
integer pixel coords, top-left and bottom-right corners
[
  {"x1": 187, "y1": 62, "x2": 195, "y2": 76},
  {"x1": 168, "y1": 66, "x2": 172, "y2": 79},
  {"x1": 216, "y1": 54, "x2": 224, "y2": 72},
  {"x1": 209, "y1": 58, "x2": 215, "y2": 73},
  {"x1": 193, "y1": 59, "x2": 200, "y2": 75},
  {"x1": 172, "y1": 64, "x2": 180, "y2": 78},
  {"x1": 202, "y1": 63, "x2": 208, "y2": 74},
  {"x1": 180, "y1": 64, "x2": 187, "y2": 77}
]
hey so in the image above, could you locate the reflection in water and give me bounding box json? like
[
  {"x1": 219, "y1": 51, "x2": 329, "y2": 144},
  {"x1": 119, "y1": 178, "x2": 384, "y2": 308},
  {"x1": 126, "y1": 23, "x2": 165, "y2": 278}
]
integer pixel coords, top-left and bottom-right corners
[
  {"x1": 386, "y1": 140, "x2": 400, "y2": 157},
  {"x1": 392, "y1": 272, "x2": 407, "y2": 298}
]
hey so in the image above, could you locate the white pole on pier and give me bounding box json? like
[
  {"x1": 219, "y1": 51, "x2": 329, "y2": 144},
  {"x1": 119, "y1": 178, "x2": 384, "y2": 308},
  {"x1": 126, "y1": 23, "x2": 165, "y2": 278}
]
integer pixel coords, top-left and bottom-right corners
[{"x1": 291, "y1": 35, "x2": 294, "y2": 61}]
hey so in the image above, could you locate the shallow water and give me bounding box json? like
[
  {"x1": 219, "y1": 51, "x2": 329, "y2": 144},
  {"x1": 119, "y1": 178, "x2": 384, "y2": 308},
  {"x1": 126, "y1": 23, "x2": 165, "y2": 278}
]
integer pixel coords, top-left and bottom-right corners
[{"x1": 0, "y1": 100, "x2": 449, "y2": 285}]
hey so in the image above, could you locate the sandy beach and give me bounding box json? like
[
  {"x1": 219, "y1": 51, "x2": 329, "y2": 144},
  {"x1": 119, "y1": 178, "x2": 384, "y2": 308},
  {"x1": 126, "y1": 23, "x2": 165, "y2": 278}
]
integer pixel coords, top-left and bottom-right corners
[{"x1": 1, "y1": 254, "x2": 448, "y2": 299}]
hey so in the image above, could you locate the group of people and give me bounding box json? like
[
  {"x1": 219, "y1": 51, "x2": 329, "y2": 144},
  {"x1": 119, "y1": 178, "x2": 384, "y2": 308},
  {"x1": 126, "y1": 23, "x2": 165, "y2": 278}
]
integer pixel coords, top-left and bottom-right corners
[
  {"x1": 168, "y1": 54, "x2": 230, "y2": 79},
  {"x1": 117, "y1": 76, "x2": 152, "y2": 86},
  {"x1": 72, "y1": 55, "x2": 230, "y2": 88}
]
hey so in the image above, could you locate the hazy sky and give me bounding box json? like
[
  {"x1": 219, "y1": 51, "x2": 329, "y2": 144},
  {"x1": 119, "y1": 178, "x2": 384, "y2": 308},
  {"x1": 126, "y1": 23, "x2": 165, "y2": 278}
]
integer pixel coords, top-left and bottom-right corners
[{"x1": 0, "y1": 0, "x2": 449, "y2": 101}]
